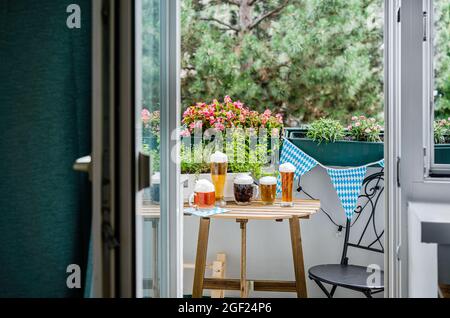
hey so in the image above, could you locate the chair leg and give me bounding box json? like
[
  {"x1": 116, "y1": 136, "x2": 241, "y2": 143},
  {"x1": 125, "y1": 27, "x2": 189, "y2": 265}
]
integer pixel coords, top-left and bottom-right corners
[
  {"x1": 363, "y1": 290, "x2": 373, "y2": 298},
  {"x1": 330, "y1": 285, "x2": 337, "y2": 297},
  {"x1": 312, "y1": 279, "x2": 333, "y2": 298}
]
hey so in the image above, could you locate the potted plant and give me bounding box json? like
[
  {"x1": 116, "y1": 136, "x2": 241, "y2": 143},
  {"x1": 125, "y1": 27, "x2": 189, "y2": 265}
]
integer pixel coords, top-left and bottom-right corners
[
  {"x1": 141, "y1": 109, "x2": 161, "y2": 203},
  {"x1": 434, "y1": 119, "x2": 450, "y2": 164},
  {"x1": 180, "y1": 96, "x2": 283, "y2": 201},
  {"x1": 285, "y1": 116, "x2": 384, "y2": 167}
]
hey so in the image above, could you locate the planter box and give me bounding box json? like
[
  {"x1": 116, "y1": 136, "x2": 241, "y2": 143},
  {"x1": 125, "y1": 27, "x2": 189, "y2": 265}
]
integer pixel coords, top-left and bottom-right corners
[
  {"x1": 435, "y1": 144, "x2": 450, "y2": 164},
  {"x1": 182, "y1": 173, "x2": 247, "y2": 203},
  {"x1": 287, "y1": 138, "x2": 384, "y2": 167},
  {"x1": 284, "y1": 128, "x2": 384, "y2": 167}
]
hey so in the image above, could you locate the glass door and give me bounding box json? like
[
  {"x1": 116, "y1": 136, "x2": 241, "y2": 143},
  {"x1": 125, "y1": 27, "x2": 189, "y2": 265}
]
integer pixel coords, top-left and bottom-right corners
[{"x1": 135, "y1": 0, "x2": 182, "y2": 298}]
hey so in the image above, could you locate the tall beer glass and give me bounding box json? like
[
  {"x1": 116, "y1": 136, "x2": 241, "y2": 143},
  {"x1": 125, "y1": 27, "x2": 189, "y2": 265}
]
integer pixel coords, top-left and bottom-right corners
[
  {"x1": 279, "y1": 163, "x2": 296, "y2": 207},
  {"x1": 210, "y1": 151, "x2": 228, "y2": 207}
]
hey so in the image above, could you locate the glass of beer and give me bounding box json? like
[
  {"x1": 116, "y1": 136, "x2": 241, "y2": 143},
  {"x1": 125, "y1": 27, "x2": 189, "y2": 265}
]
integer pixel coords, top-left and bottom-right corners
[
  {"x1": 233, "y1": 174, "x2": 259, "y2": 206},
  {"x1": 279, "y1": 163, "x2": 296, "y2": 207},
  {"x1": 259, "y1": 176, "x2": 277, "y2": 205},
  {"x1": 210, "y1": 151, "x2": 228, "y2": 207},
  {"x1": 189, "y1": 179, "x2": 216, "y2": 210}
]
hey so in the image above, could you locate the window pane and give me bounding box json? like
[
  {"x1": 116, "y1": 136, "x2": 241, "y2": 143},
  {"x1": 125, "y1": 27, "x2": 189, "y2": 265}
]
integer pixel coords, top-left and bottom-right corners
[{"x1": 434, "y1": 0, "x2": 450, "y2": 165}]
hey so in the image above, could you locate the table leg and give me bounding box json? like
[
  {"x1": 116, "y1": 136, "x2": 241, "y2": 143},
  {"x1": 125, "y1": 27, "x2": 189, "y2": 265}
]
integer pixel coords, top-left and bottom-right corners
[
  {"x1": 152, "y1": 219, "x2": 160, "y2": 298},
  {"x1": 238, "y1": 219, "x2": 248, "y2": 298},
  {"x1": 192, "y1": 217, "x2": 211, "y2": 298},
  {"x1": 289, "y1": 216, "x2": 308, "y2": 298}
]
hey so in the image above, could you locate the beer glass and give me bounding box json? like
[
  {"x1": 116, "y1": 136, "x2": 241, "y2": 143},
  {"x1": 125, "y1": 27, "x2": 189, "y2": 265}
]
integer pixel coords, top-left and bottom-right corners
[
  {"x1": 233, "y1": 174, "x2": 259, "y2": 206},
  {"x1": 259, "y1": 176, "x2": 277, "y2": 205},
  {"x1": 189, "y1": 179, "x2": 216, "y2": 210},
  {"x1": 210, "y1": 151, "x2": 228, "y2": 207},
  {"x1": 279, "y1": 163, "x2": 296, "y2": 207}
]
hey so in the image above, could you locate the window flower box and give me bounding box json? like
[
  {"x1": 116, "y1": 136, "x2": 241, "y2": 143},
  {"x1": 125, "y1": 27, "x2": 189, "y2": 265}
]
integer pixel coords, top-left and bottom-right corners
[
  {"x1": 285, "y1": 128, "x2": 384, "y2": 167},
  {"x1": 435, "y1": 144, "x2": 450, "y2": 164}
]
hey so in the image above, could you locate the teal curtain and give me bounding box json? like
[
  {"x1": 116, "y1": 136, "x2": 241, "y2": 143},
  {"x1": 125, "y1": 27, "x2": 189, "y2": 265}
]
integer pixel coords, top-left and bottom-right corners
[{"x1": 0, "y1": 1, "x2": 92, "y2": 297}]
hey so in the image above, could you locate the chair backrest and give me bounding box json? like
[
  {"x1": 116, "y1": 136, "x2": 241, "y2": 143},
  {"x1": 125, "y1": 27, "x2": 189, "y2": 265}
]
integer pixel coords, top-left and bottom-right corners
[{"x1": 340, "y1": 170, "x2": 384, "y2": 265}]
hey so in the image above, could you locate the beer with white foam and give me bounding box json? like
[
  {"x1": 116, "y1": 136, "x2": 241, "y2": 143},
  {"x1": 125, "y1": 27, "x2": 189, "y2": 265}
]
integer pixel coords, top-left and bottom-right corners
[
  {"x1": 279, "y1": 163, "x2": 296, "y2": 207},
  {"x1": 210, "y1": 151, "x2": 228, "y2": 206},
  {"x1": 259, "y1": 176, "x2": 277, "y2": 205}
]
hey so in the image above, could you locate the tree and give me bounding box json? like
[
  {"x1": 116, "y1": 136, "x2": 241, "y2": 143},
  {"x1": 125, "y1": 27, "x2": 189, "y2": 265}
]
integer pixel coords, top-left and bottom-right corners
[{"x1": 181, "y1": 0, "x2": 384, "y2": 124}]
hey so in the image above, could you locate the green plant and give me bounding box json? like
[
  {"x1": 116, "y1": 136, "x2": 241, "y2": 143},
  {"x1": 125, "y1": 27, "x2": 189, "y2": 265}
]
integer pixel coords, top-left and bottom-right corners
[
  {"x1": 142, "y1": 143, "x2": 161, "y2": 173},
  {"x1": 180, "y1": 142, "x2": 210, "y2": 175},
  {"x1": 434, "y1": 119, "x2": 450, "y2": 144},
  {"x1": 180, "y1": 129, "x2": 278, "y2": 178},
  {"x1": 347, "y1": 116, "x2": 382, "y2": 142},
  {"x1": 306, "y1": 118, "x2": 345, "y2": 143}
]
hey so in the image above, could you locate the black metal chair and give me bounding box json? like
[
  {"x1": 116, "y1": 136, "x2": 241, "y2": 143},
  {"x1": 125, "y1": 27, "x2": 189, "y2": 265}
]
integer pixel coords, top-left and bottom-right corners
[{"x1": 308, "y1": 171, "x2": 385, "y2": 298}]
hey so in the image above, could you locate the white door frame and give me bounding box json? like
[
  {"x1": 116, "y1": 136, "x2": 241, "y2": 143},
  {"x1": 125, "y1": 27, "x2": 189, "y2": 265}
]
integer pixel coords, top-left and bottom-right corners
[
  {"x1": 385, "y1": 0, "x2": 403, "y2": 298},
  {"x1": 159, "y1": 0, "x2": 183, "y2": 298},
  {"x1": 91, "y1": 0, "x2": 182, "y2": 298},
  {"x1": 388, "y1": 0, "x2": 450, "y2": 297}
]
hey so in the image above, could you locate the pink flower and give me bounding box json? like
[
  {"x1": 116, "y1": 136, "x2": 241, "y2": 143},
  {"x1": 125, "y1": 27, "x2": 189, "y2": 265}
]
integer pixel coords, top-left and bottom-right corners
[
  {"x1": 263, "y1": 109, "x2": 272, "y2": 116},
  {"x1": 351, "y1": 116, "x2": 358, "y2": 121},
  {"x1": 224, "y1": 96, "x2": 232, "y2": 103},
  {"x1": 141, "y1": 109, "x2": 151, "y2": 123},
  {"x1": 239, "y1": 115, "x2": 245, "y2": 122},
  {"x1": 261, "y1": 116, "x2": 269, "y2": 126},
  {"x1": 214, "y1": 123, "x2": 225, "y2": 131},
  {"x1": 180, "y1": 129, "x2": 191, "y2": 137},
  {"x1": 276, "y1": 113, "x2": 283, "y2": 124},
  {"x1": 234, "y1": 101, "x2": 244, "y2": 109},
  {"x1": 359, "y1": 115, "x2": 366, "y2": 120},
  {"x1": 347, "y1": 125, "x2": 353, "y2": 130},
  {"x1": 355, "y1": 122, "x2": 361, "y2": 127},
  {"x1": 226, "y1": 111, "x2": 235, "y2": 120}
]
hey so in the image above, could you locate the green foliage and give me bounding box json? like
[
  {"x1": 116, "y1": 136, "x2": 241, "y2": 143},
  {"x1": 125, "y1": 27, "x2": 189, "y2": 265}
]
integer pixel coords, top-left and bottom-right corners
[
  {"x1": 180, "y1": 130, "x2": 274, "y2": 178},
  {"x1": 347, "y1": 116, "x2": 382, "y2": 142},
  {"x1": 307, "y1": 118, "x2": 345, "y2": 143},
  {"x1": 180, "y1": 0, "x2": 384, "y2": 123},
  {"x1": 435, "y1": 1, "x2": 450, "y2": 120},
  {"x1": 434, "y1": 119, "x2": 450, "y2": 144},
  {"x1": 142, "y1": 143, "x2": 161, "y2": 172},
  {"x1": 142, "y1": 0, "x2": 161, "y2": 110},
  {"x1": 180, "y1": 142, "x2": 210, "y2": 175}
]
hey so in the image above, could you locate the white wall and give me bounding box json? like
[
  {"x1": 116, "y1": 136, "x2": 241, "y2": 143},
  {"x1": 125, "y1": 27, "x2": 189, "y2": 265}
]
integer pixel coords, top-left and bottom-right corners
[{"x1": 182, "y1": 167, "x2": 385, "y2": 298}]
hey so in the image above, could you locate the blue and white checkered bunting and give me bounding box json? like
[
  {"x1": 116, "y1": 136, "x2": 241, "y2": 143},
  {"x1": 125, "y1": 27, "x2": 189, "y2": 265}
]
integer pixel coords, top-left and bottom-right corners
[
  {"x1": 276, "y1": 139, "x2": 318, "y2": 194},
  {"x1": 326, "y1": 166, "x2": 367, "y2": 220}
]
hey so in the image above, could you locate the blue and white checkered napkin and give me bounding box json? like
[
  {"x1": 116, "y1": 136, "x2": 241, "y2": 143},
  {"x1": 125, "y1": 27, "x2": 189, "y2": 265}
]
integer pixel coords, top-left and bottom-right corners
[
  {"x1": 326, "y1": 166, "x2": 367, "y2": 220},
  {"x1": 184, "y1": 207, "x2": 230, "y2": 218},
  {"x1": 276, "y1": 139, "x2": 318, "y2": 194}
]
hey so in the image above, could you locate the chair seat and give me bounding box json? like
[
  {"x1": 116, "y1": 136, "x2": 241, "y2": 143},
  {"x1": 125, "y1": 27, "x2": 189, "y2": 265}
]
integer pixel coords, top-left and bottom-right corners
[{"x1": 309, "y1": 264, "x2": 384, "y2": 290}]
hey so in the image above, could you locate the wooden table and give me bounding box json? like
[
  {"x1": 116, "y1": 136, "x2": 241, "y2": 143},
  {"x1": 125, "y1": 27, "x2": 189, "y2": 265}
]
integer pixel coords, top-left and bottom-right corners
[{"x1": 191, "y1": 198, "x2": 320, "y2": 298}]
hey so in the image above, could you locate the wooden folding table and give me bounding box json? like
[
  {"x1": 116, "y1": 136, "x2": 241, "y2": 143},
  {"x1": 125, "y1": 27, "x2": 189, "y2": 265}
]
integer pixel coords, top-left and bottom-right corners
[{"x1": 190, "y1": 198, "x2": 321, "y2": 298}]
